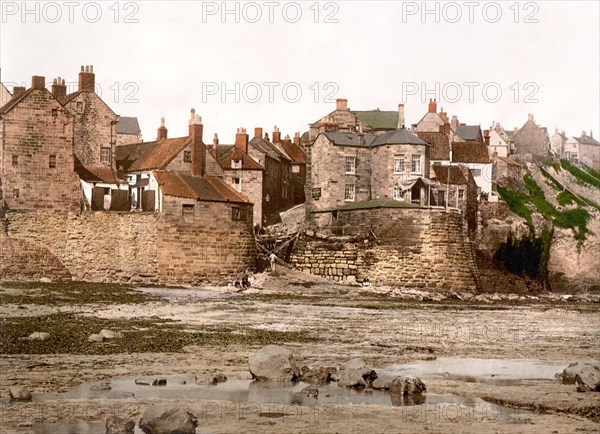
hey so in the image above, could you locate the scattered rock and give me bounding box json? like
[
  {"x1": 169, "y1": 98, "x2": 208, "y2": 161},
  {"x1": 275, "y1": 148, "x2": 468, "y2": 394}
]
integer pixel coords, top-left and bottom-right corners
[
  {"x1": 337, "y1": 359, "x2": 377, "y2": 388},
  {"x1": 40, "y1": 277, "x2": 51, "y2": 283},
  {"x1": 139, "y1": 405, "x2": 198, "y2": 434},
  {"x1": 152, "y1": 378, "x2": 167, "y2": 386},
  {"x1": 27, "y1": 332, "x2": 50, "y2": 341},
  {"x1": 371, "y1": 373, "x2": 397, "y2": 390},
  {"x1": 100, "y1": 329, "x2": 123, "y2": 339},
  {"x1": 105, "y1": 416, "x2": 135, "y2": 433},
  {"x1": 248, "y1": 345, "x2": 300, "y2": 382},
  {"x1": 135, "y1": 379, "x2": 150, "y2": 386},
  {"x1": 299, "y1": 366, "x2": 338, "y2": 384},
  {"x1": 388, "y1": 376, "x2": 427, "y2": 395},
  {"x1": 209, "y1": 373, "x2": 227, "y2": 384},
  {"x1": 9, "y1": 386, "x2": 32, "y2": 401},
  {"x1": 90, "y1": 381, "x2": 112, "y2": 391},
  {"x1": 559, "y1": 362, "x2": 600, "y2": 392},
  {"x1": 301, "y1": 384, "x2": 319, "y2": 398},
  {"x1": 88, "y1": 334, "x2": 104, "y2": 342}
]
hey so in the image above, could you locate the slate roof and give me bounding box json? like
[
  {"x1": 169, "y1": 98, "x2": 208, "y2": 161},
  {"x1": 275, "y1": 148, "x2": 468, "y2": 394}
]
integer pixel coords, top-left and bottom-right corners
[
  {"x1": 249, "y1": 136, "x2": 290, "y2": 161},
  {"x1": 74, "y1": 156, "x2": 126, "y2": 184},
  {"x1": 153, "y1": 171, "x2": 251, "y2": 204},
  {"x1": 432, "y1": 165, "x2": 467, "y2": 185},
  {"x1": 574, "y1": 134, "x2": 600, "y2": 145},
  {"x1": 322, "y1": 132, "x2": 377, "y2": 147},
  {"x1": 371, "y1": 129, "x2": 429, "y2": 147},
  {"x1": 218, "y1": 146, "x2": 264, "y2": 171},
  {"x1": 417, "y1": 132, "x2": 450, "y2": 160},
  {"x1": 452, "y1": 142, "x2": 491, "y2": 164},
  {"x1": 117, "y1": 117, "x2": 141, "y2": 135},
  {"x1": 351, "y1": 110, "x2": 399, "y2": 130},
  {"x1": 280, "y1": 141, "x2": 307, "y2": 164},
  {"x1": 116, "y1": 137, "x2": 190, "y2": 172},
  {"x1": 455, "y1": 125, "x2": 483, "y2": 142}
]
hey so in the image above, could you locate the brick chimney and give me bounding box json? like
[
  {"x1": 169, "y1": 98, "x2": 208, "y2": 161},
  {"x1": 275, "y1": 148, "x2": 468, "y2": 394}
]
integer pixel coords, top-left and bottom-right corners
[
  {"x1": 157, "y1": 117, "x2": 168, "y2": 140},
  {"x1": 397, "y1": 103, "x2": 405, "y2": 129},
  {"x1": 235, "y1": 127, "x2": 249, "y2": 153},
  {"x1": 272, "y1": 126, "x2": 281, "y2": 143},
  {"x1": 428, "y1": 98, "x2": 437, "y2": 113},
  {"x1": 439, "y1": 108, "x2": 448, "y2": 123},
  {"x1": 254, "y1": 127, "x2": 263, "y2": 139},
  {"x1": 12, "y1": 86, "x2": 26, "y2": 98},
  {"x1": 293, "y1": 132, "x2": 301, "y2": 146},
  {"x1": 78, "y1": 65, "x2": 95, "y2": 92},
  {"x1": 336, "y1": 98, "x2": 348, "y2": 111},
  {"x1": 483, "y1": 130, "x2": 490, "y2": 145},
  {"x1": 52, "y1": 77, "x2": 67, "y2": 99},
  {"x1": 31, "y1": 76, "x2": 46, "y2": 90},
  {"x1": 189, "y1": 108, "x2": 204, "y2": 177}
]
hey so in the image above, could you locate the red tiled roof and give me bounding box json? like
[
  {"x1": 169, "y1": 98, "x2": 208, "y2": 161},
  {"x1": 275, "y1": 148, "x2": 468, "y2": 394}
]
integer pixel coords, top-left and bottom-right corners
[
  {"x1": 153, "y1": 171, "x2": 251, "y2": 204},
  {"x1": 218, "y1": 147, "x2": 264, "y2": 171},
  {"x1": 280, "y1": 140, "x2": 307, "y2": 164},
  {"x1": 432, "y1": 165, "x2": 468, "y2": 185},
  {"x1": 452, "y1": 142, "x2": 491, "y2": 164},
  {"x1": 116, "y1": 137, "x2": 190, "y2": 172},
  {"x1": 75, "y1": 157, "x2": 126, "y2": 184},
  {"x1": 417, "y1": 132, "x2": 450, "y2": 161}
]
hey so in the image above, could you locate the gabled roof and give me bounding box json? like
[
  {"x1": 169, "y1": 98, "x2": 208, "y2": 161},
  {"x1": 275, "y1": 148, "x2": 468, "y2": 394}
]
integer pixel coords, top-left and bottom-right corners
[
  {"x1": 321, "y1": 131, "x2": 377, "y2": 147},
  {"x1": 452, "y1": 142, "x2": 491, "y2": 164},
  {"x1": 455, "y1": 125, "x2": 483, "y2": 142},
  {"x1": 218, "y1": 146, "x2": 264, "y2": 171},
  {"x1": 574, "y1": 134, "x2": 600, "y2": 146},
  {"x1": 153, "y1": 171, "x2": 251, "y2": 204},
  {"x1": 75, "y1": 156, "x2": 126, "y2": 184},
  {"x1": 371, "y1": 128, "x2": 429, "y2": 147},
  {"x1": 417, "y1": 132, "x2": 450, "y2": 160},
  {"x1": 249, "y1": 137, "x2": 291, "y2": 161},
  {"x1": 432, "y1": 165, "x2": 468, "y2": 185},
  {"x1": 117, "y1": 117, "x2": 141, "y2": 135},
  {"x1": 280, "y1": 141, "x2": 307, "y2": 164},
  {"x1": 59, "y1": 91, "x2": 82, "y2": 105},
  {"x1": 116, "y1": 137, "x2": 190, "y2": 172},
  {"x1": 0, "y1": 87, "x2": 35, "y2": 114},
  {"x1": 350, "y1": 110, "x2": 399, "y2": 130}
]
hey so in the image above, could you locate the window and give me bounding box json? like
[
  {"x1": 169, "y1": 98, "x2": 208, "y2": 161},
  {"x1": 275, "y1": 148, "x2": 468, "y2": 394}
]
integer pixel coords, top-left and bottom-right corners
[
  {"x1": 232, "y1": 177, "x2": 241, "y2": 192},
  {"x1": 470, "y1": 168, "x2": 482, "y2": 177},
  {"x1": 231, "y1": 159, "x2": 242, "y2": 169},
  {"x1": 183, "y1": 151, "x2": 191, "y2": 162},
  {"x1": 394, "y1": 155, "x2": 405, "y2": 173},
  {"x1": 231, "y1": 207, "x2": 243, "y2": 220},
  {"x1": 13, "y1": 189, "x2": 19, "y2": 199},
  {"x1": 182, "y1": 204, "x2": 194, "y2": 215},
  {"x1": 345, "y1": 156, "x2": 356, "y2": 174},
  {"x1": 49, "y1": 155, "x2": 57, "y2": 168},
  {"x1": 411, "y1": 155, "x2": 422, "y2": 174},
  {"x1": 291, "y1": 165, "x2": 300, "y2": 173},
  {"x1": 76, "y1": 101, "x2": 83, "y2": 113},
  {"x1": 100, "y1": 147, "x2": 111, "y2": 164},
  {"x1": 52, "y1": 108, "x2": 58, "y2": 118},
  {"x1": 12, "y1": 155, "x2": 18, "y2": 167},
  {"x1": 344, "y1": 184, "x2": 355, "y2": 202},
  {"x1": 458, "y1": 189, "x2": 464, "y2": 201},
  {"x1": 393, "y1": 185, "x2": 403, "y2": 200}
]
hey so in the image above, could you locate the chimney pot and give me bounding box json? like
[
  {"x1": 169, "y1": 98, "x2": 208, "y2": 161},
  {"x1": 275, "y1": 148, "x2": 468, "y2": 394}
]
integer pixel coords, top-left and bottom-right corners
[
  {"x1": 398, "y1": 103, "x2": 405, "y2": 129},
  {"x1": 272, "y1": 126, "x2": 281, "y2": 143},
  {"x1": 78, "y1": 65, "x2": 95, "y2": 92},
  {"x1": 235, "y1": 127, "x2": 249, "y2": 153},
  {"x1": 157, "y1": 117, "x2": 168, "y2": 140},
  {"x1": 254, "y1": 127, "x2": 263, "y2": 139},
  {"x1": 52, "y1": 76, "x2": 67, "y2": 99},
  {"x1": 528, "y1": 114, "x2": 534, "y2": 122},
  {"x1": 189, "y1": 118, "x2": 204, "y2": 177},
  {"x1": 336, "y1": 98, "x2": 348, "y2": 111},
  {"x1": 294, "y1": 132, "x2": 301, "y2": 146},
  {"x1": 31, "y1": 76, "x2": 46, "y2": 90},
  {"x1": 428, "y1": 98, "x2": 437, "y2": 113}
]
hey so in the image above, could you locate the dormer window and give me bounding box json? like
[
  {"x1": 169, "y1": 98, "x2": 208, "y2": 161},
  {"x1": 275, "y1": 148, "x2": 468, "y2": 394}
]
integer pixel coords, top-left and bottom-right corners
[{"x1": 232, "y1": 159, "x2": 242, "y2": 169}]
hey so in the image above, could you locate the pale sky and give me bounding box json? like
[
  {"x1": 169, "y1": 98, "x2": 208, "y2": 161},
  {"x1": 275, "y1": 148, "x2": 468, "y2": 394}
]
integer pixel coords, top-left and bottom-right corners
[{"x1": 1, "y1": 1, "x2": 599, "y2": 142}]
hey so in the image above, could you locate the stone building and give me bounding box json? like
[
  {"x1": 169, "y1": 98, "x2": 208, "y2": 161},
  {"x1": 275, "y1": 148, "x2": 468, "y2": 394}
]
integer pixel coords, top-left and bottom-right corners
[
  {"x1": 488, "y1": 122, "x2": 511, "y2": 158},
  {"x1": 308, "y1": 98, "x2": 400, "y2": 141},
  {"x1": 58, "y1": 66, "x2": 129, "y2": 210},
  {"x1": 564, "y1": 131, "x2": 600, "y2": 169},
  {"x1": 513, "y1": 114, "x2": 550, "y2": 162},
  {"x1": 431, "y1": 164, "x2": 478, "y2": 234},
  {"x1": 549, "y1": 128, "x2": 567, "y2": 159},
  {"x1": 116, "y1": 113, "x2": 224, "y2": 211},
  {"x1": 116, "y1": 116, "x2": 142, "y2": 145},
  {"x1": 279, "y1": 132, "x2": 307, "y2": 205},
  {"x1": 0, "y1": 75, "x2": 80, "y2": 212},
  {"x1": 494, "y1": 156, "x2": 524, "y2": 182},
  {"x1": 449, "y1": 141, "x2": 494, "y2": 198},
  {"x1": 412, "y1": 99, "x2": 454, "y2": 140}
]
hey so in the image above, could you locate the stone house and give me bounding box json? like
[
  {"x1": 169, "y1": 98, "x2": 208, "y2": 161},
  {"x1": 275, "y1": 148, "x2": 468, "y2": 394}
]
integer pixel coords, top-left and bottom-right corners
[
  {"x1": 306, "y1": 111, "x2": 434, "y2": 228},
  {"x1": 564, "y1": 131, "x2": 600, "y2": 169},
  {"x1": 449, "y1": 141, "x2": 494, "y2": 199},
  {"x1": 494, "y1": 156, "x2": 524, "y2": 182},
  {"x1": 279, "y1": 132, "x2": 307, "y2": 205},
  {"x1": 308, "y1": 98, "x2": 401, "y2": 141},
  {"x1": 513, "y1": 114, "x2": 550, "y2": 162},
  {"x1": 116, "y1": 116, "x2": 142, "y2": 145},
  {"x1": 57, "y1": 66, "x2": 129, "y2": 210},
  {"x1": 412, "y1": 99, "x2": 454, "y2": 141},
  {"x1": 116, "y1": 112, "x2": 224, "y2": 211},
  {"x1": 0, "y1": 75, "x2": 80, "y2": 212},
  {"x1": 549, "y1": 128, "x2": 567, "y2": 159},
  {"x1": 488, "y1": 122, "x2": 511, "y2": 158},
  {"x1": 431, "y1": 164, "x2": 478, "y2": 234},
  {"x1": 0, "y1": 82, "x2": 11, "y2": 106}
]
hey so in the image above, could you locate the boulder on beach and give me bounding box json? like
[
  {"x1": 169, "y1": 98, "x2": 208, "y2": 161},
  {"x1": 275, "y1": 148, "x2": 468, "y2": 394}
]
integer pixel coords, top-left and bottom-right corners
[
  {"x1": 559, "y1": 362, "x2": 600, "y2": 391},
  {"x1": 337, "y1": 359, "x2": 377, "y2": 388},
  {"x1": 105, "y1": 416, "x2": 135, "y2": 433},
  {"x1": 388, "y1": 376, "x2": 427, "y2": 395},
  {"x1": 248, "y1": 345, "x2": 301, "y2": 382},
  {"x1": 9, "y1": 386, "x2": 32, "y2": 401},
  {"x1": 139, "y1": 405, "x2": 198, "y2": 434},
  {"x1": 299, "y1": 366, "x2": 338, "y2": 384}
]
